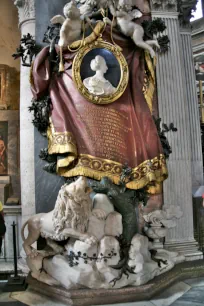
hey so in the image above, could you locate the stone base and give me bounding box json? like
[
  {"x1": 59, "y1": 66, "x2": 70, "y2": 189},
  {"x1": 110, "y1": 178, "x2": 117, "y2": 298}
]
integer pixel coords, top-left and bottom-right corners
[
  {"x1": 165, "y1": 241, "x2": 203, "y2": 261},
  {"x1": 27, "y1": 260, "x2": 204, "y2": 306}
]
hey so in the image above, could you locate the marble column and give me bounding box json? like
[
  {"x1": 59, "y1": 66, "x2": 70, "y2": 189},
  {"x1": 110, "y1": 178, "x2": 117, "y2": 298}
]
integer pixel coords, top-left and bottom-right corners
[
  {"x1": 14, "y1": 0, "x2": 36, "y2": 225},
  {"x1": 179, "y1": 2, "x2": 203, "y2": 192},
  {"x1": 151, "y1": 0, "x2": 202, "y2": 260}
]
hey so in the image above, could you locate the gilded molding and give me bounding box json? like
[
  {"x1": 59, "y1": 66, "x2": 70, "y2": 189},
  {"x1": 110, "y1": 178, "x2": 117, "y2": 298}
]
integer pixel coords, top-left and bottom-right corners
[{"x1": 58, "y1": 153, "x2": 168, "y2": 191}]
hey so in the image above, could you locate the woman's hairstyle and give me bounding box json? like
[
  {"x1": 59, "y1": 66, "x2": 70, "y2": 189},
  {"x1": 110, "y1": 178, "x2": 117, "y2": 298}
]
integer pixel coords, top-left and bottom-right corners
[{"x1": 90, "y1": 55, "x2": 107, "y2": 72}]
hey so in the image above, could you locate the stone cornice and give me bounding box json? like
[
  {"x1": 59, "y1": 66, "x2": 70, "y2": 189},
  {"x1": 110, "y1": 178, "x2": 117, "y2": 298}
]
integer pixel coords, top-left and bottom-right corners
[
  {"x1": 14, "y1": 0, "x2": 35, "y2": 26},
  {"x1": 151, "y1": 0, "x2": 177, "y2": 12},
  {"x1": 178, "y1": 0, "x2": 198, "y2": 27},
  {"x1": 151, "y1": 11, "x2": 179, "y2": 18}
]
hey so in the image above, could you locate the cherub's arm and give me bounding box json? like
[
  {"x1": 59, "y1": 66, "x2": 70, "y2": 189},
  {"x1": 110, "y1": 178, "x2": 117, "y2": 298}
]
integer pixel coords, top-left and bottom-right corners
[
  {"x1": 103, "y1": 16, "x2": 117, "y2": 27},
  {"x1": 108, "y1": 0, "x2": 116, "y2": 16}
]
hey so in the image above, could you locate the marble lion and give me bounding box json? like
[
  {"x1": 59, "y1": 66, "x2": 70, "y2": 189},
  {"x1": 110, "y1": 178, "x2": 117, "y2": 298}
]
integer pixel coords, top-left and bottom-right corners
[{"x1": 21, "y1": 177, "x2": 105, "y2": 258}]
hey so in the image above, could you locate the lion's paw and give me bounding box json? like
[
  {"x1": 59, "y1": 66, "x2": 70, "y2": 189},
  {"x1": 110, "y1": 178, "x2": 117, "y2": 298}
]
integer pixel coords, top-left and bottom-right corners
[
  {"x1": 27, "y1": 249, "x2": 39, "y2": 259},
  {"x1": 83, "y1": 235, "x2": 98, "y2": 246},
  {"x1": 92, "y1": 208, "x2": 107, "y2": 220}
]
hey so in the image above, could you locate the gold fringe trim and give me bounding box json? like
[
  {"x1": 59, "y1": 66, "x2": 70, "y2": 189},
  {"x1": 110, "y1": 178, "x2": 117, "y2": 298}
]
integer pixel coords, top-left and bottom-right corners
[
  {"x1": 57, "y1": 155, "x2": 76, "y2": 169},
  {"x1": 147, "y1": 183, "x2": 163, "y2": 195},
  {"x1": 47, "y1": 123, "x2": 168, "y2": 192},
  {"x1": 144, "y1": 52, "x2": 157, "y2": 114},
  {"x1": 47, "y1": 126, "x2": 78, "y2": 156},
  {"x1": 57, "y1": 153, "x2": 168, "y2": 191}
]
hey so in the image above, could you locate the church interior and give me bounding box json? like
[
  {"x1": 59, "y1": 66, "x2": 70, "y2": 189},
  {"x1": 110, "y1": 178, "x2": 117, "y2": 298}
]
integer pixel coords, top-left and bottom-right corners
[{"x1": 1, "y1": 0, "x2": 204, "y2": 305}]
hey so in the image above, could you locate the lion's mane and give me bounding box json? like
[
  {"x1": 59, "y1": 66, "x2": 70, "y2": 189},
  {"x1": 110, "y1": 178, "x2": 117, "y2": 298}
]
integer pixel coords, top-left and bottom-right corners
[{"x1": 52, "y1": 183, "x2": 90, "y2": 234}]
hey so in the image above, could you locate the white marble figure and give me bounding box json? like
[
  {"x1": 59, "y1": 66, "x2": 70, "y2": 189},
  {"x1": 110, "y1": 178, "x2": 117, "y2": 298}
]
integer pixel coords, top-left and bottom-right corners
[
  {"x1": 50, "y1": 1, "x2": 82, "y2": 48},
  {"x1": 43, "y1": 228, "x2": 160, "y2": 289},
  {"x1": 77, "y1": 0, "x2": 115, "y2": 20},
  {"x1": 83, "y1": 55, "x2": 117, "y2": 95},
  {"x1": 23, "y1": 185, "x2": 185, "y2": 289},
  {"x1": 105, "y1": 2, "x2": 160, "y2": 58},
  {"x1": 21, "y1": 177, "x2": 102, "y2": 259}
]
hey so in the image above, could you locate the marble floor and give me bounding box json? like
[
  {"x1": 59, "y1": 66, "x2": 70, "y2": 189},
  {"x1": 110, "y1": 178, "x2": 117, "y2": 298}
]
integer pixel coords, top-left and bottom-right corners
[{"x1": 1, "y1": 277, "x2": 204, "y2": 306}]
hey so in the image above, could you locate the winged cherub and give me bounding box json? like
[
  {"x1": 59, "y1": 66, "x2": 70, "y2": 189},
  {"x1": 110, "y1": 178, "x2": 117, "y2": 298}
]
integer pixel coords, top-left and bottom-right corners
[
  {"x1": 76, "y1": 0, "x2": 117, "y2": 21},
  {"x1": 106, "y1": 0, "x2": 160, "y2": 58},
  {"x1": 50, "y1": 0, "x2": 82, "y2": 48}
]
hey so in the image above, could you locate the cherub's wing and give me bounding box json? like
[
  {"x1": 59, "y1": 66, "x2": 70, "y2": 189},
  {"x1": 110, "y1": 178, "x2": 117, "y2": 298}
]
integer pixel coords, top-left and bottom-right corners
[
  {"x1": 50, "y1": 15, "x2": 66, "y2": 25},
  {"x1": 130, "y1": 9, "x2": 143, "y2": 19}
]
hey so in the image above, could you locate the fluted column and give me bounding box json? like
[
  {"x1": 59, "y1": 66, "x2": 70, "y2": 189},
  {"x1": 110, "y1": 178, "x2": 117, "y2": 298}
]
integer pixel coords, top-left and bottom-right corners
[
  {"x1": 151, "y1": 0, "x2": 202, "y2": 260},
  {"x1": 179, "y1": 1, "x2": 203, "y2": 191},
  {"x1": 14, "y1": 0, "x2": 36, "y2": 225}
]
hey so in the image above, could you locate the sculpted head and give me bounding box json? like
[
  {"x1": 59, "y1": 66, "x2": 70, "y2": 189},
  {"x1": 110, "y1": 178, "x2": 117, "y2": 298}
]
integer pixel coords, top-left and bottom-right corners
[
  {"x1": 64, "y1": 1, "x2": 81, "y2": 18},
  {"x1": 91, "y1": 55, "x2": 108, "y2": 74},
  {"x1": 64, "y1": 176, "x2": 91, "y2": 202}
]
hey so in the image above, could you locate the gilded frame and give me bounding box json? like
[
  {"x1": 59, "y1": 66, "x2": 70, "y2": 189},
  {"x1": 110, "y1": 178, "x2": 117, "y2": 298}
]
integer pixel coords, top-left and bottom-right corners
[{"x1": 72, "y1": 40, "x2": 129, "y2": 105}]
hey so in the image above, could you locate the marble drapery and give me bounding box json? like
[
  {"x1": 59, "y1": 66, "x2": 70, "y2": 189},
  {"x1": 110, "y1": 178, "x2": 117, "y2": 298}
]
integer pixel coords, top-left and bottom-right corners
[{"x1": 31, "y1": 28, "x2": 168, "y2": 191}]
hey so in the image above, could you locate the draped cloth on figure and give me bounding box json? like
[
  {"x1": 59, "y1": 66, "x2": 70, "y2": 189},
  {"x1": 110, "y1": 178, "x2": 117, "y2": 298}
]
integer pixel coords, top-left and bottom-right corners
[{"x1": 31, "y1": 27, "x2": 168, "y2": 190}]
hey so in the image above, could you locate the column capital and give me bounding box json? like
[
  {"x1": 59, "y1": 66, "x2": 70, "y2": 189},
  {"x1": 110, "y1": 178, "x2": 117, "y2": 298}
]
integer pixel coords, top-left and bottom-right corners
[
  {"x1": 151, "y1": 0, "x2": 177, "y2": 12},
  {"x1": 14, "y1": 0, "x2": 35, "y2": 26},
  {"x1": 178, "y1": 0, "x2": 198, "y2": 28}
]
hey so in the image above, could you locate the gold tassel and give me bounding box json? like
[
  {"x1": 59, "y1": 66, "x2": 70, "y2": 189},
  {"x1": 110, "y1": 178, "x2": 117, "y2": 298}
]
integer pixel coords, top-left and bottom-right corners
[{"x1": 59, "y1": 46, "x2": 65, "y2": 72}]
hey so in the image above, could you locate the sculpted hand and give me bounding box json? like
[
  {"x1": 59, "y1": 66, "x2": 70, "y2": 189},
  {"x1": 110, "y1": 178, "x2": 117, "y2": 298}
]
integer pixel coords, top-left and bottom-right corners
[{"x1": 92, "y1": 208, "x2": 107, "y2": 220}]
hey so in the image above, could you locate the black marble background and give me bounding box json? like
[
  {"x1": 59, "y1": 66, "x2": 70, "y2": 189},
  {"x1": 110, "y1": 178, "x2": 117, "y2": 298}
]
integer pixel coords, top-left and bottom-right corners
[
  {"x1": 80, "y1": 48, "x2": 121, "y2": 88},
  {"x1": 35, "y1": 0, "x2": 69, "y2": 213}
]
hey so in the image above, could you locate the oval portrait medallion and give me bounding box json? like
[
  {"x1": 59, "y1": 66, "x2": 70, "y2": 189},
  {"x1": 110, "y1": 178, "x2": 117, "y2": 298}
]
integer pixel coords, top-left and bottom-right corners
[{"x1": 72, "y1": 40, "x2": 129, "y2": 105}]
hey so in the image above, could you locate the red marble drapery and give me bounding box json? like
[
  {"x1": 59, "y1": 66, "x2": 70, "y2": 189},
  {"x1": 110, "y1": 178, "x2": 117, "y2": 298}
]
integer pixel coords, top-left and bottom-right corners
[{"x1": 31, "y1": 27, "x2": 168, "y2": 190}]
